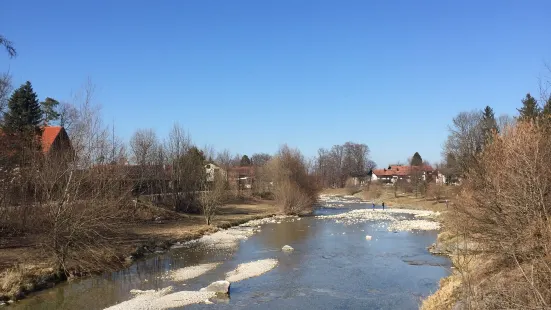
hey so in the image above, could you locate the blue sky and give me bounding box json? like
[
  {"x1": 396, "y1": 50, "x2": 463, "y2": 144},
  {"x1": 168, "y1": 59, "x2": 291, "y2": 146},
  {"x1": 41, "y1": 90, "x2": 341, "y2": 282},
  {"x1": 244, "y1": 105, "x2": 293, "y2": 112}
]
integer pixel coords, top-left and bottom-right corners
[{"x1": 1, "y1": 0, "x2": 550, "y2": 167}]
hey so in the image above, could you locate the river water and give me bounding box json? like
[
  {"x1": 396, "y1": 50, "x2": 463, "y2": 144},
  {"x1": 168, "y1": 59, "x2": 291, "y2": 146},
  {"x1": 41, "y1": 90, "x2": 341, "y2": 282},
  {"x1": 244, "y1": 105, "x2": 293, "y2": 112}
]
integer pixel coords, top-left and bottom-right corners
[{"x1": 12, "y1": 203, "x2": 450, "y2": 310}]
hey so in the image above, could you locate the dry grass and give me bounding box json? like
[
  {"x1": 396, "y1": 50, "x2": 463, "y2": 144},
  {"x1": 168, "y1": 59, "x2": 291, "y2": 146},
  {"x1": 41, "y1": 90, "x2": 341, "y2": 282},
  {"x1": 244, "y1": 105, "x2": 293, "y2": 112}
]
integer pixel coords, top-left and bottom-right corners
[
  {"x1": 421, "y1": 274, "x2": 462, "y2": 310},
  {"x1": 0, "y1": 201, "x2": 278, "y2": 301}
]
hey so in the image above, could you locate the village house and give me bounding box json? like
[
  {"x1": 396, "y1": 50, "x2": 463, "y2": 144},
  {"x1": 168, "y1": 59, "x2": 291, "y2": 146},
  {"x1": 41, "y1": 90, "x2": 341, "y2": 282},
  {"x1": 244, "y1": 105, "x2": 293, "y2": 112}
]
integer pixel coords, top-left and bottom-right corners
[
  {"x1": 0, "y1": 126, "x2": 73, "y2": 158},
  {"x1": 41, "y1": 126, "x2": 73, "y2": 156},
  {"x1": 227, "y1": 166, "x2": 255, "y2": 190},
  {"x1": 370, "y1": 165, "x2": 435, "y2": 184},
  {"x1": 204, "y1": 163, "x2": 226, "y2": 182}
]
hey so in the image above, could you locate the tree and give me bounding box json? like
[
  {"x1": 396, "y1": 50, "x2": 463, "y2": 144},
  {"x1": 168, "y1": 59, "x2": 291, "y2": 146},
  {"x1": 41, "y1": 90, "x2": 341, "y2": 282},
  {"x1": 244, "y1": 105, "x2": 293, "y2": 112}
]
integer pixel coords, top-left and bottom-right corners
[
  {"x1": 542, "y1": 95, "x2": 551, "y2": 118},
  {"x1": 199, "y1": 171, "x2": 227, "y2": 225},
  {"x1": 410, "y1": 152, "x2": 423, "y2": 166},
  {"x1": 240, "y1": 154, "x2": 251, "y2": 166},
  {"x1": 251, "y1": 153, "x2": 272, "y2": 166},
  {"x1": 2, "y1": 81, "x2": 43, "y2": 134},
  {"x1": 40, "y1": 97, "x2": 61, "y2": 125},
  {"x1": 58, "y1": 102, "x2": 78, "y2": 133},
  {"x1": 0, "y1": 35, "x2": 16, "y2": 58},
  {"x1": 0, "y1": 72, "x2": 12, "y2": 119},
  {"x1": 481, "y1": 105, "x2": 498, "y2": 142},
  {"x1": 443, "y1": 110, "x2": 484, "y2": 176},
  {"x1": 130, "y1": 128, "x2": 158, "y2": 166},
  {"x1": 517, "y1": 93, "x2": 540, "y2": 121},
  {"x1": 215, "y1": 149, "x2": 232, "y2": 170}
]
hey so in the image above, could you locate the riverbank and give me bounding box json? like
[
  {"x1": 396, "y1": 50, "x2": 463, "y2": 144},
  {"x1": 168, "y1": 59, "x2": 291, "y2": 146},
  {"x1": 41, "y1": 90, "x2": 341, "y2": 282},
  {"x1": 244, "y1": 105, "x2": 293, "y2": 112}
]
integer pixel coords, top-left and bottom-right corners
[{"x1": 0, "y1": 200, "x2": 279, "y2": 304}]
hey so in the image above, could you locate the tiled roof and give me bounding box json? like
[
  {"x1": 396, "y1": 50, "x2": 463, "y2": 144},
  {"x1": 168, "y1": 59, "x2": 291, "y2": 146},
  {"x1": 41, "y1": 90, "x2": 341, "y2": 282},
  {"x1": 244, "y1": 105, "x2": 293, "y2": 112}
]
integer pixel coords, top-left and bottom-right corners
[
  {"x1": 41, "y1": 126, "x2": 63, "y2": 153},
  {"x1": 0, "y1": 126, "x2": 65, "y2": 154},
  {"x1": 372, "y1": 165, "x2": 434, "y2": 177}
]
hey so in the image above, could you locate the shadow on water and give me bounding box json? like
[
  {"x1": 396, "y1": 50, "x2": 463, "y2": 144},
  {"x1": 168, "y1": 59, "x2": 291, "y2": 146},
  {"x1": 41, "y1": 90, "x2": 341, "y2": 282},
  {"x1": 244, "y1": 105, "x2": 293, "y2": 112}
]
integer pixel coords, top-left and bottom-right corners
[{"x1": 12, "y1": 203, "x2": 450, "y2": 310}]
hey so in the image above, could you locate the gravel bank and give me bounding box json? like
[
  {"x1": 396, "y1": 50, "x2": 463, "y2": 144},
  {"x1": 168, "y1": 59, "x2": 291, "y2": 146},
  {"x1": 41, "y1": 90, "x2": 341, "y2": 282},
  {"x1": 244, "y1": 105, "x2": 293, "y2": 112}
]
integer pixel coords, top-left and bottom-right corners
[
  {"x1": 170, "y1": 263, "x2": 221, "y2": 282},
  {"x1": 225, "y1": 259, "x2": 279, "y2": 282},
  {"x1": 105, "y1": 286, "x2": 215, "y2": 310},
  {"x1": 316, "y1": 209, "x2": 440, "y2": 231}
]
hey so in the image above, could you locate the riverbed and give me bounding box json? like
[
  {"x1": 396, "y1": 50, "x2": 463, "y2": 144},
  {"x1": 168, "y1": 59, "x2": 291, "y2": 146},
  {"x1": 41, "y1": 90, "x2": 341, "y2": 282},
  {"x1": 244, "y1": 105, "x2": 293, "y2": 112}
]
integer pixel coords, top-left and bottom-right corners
[{"x1": 11, "y1": 201, "x2": 450, "y2": 309}]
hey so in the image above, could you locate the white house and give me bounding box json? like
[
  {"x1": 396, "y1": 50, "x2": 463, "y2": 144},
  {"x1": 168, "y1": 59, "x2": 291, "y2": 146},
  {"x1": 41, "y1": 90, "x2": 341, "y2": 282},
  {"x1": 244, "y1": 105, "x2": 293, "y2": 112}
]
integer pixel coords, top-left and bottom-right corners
[{"x1": 205, "y1": 163, "x2": 226, "y2": 182}]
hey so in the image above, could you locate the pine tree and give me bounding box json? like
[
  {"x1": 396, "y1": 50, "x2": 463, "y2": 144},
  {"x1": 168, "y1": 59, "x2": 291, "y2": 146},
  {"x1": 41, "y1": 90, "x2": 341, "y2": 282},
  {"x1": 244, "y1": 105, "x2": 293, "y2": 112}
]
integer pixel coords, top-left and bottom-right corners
[
  {"x1": 481, "y1": 105, "x2": 498, "y2": 142},
  {"x1": 3, "y1": 81, "x2": 43, "y2": 134},
  {"x1": 40, "y1": 97, "x2": 60, "y2": 125},
  {"x1": 410, "y1": 152, "x2": 423, "y2": 166},
  {"x1": 240, "y1": 155, "x2": 251, "y2": 166},
  {"x1": 517, "y1": 93, "x2": 541, "y2": 121}
]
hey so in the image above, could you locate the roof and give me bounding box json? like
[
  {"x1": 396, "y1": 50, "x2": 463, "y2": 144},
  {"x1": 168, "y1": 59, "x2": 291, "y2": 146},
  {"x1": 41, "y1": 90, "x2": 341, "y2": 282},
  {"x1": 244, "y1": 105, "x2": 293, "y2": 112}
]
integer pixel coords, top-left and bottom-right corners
[
  {"x1": 41, "y1": 126, "x2": 63, "y2": 153},
  {"x1": 372, "y1": 165, "x2": 434, "y2": 177},
  {"x1": 0, "y1": 126, "x2": 67, "y2": 154}
]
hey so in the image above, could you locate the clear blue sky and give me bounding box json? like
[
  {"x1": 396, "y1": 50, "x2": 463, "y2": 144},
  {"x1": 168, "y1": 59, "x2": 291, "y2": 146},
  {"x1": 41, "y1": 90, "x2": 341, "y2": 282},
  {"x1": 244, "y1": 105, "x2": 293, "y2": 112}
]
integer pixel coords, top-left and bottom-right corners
[{"x1": 1, "y1": 0, "x2": 550, "y2": 167}]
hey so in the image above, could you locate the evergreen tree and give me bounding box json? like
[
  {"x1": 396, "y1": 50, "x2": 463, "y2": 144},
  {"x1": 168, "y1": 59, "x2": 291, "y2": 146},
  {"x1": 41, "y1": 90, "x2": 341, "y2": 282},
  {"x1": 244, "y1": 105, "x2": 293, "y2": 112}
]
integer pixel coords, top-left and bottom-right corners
[
  {"x1": 481, "y1": 105, "x2": 498, "y2": 142},
  {"x1": 2, "y1": 82, "x2": 43, "y2": 165},
  {"x1": 2, "y1": 81, "x2": 43, "y2": 134},
  {"x1": 542, "y1": 95, "x2": 551, "y2": 118},
  {"x1": 40, "y1": 97, "x2": 60, "y2": 125},
  {"x1": 240, "y1": 155, "x2": 251, "y2": 166},
  {"x1": 517, "y1": 93, "x2": 540, "y2": 121},
  {"x1": 410, "y1": 152, "x2": 423, "y2": 166}
]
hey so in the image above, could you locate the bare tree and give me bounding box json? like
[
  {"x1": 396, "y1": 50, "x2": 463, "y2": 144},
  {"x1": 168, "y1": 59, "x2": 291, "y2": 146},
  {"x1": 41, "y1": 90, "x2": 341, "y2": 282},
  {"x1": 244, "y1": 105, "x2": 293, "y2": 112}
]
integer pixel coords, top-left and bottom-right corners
[
  {"x1": 251, "y1": 153, "x2": 272, "y2": 167},
  {"x1": 442, "y1": 110, "x2": 484, "y2": 176},
  {"x1": 0, "y1": 72, "x2": 12, "y2": 118},
  {"x1": 0, "y1": 35, "x2": 16, "y2": 58},
  {"x1": 198, "y1": 171, "x2": 227, "y2": 225},
  {"x1": 58, "y1": 102, "x2": 79, "y2": 133},
  {"x1": 130, "y1": 128, "x2": 158, "y2": 166},
  {"x1": 215, "y1": 149, "x2": 232, "y2": 170}
]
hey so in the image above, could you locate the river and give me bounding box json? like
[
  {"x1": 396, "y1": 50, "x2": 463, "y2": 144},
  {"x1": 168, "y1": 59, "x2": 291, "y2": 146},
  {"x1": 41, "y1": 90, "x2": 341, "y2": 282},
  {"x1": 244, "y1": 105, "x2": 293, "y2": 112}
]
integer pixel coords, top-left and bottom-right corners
[{"x1": 12, "y1": 201, "x2": 450, "y2": 310}]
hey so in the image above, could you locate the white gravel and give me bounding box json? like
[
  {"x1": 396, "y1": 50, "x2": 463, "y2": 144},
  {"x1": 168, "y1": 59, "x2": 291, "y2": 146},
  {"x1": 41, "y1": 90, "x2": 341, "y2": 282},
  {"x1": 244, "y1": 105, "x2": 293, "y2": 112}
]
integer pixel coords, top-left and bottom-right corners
[
  {"x1": 225, "y1": 259, "x2": 278, "y2": 282},
  {"x1": 170, "y1": 262, "x2": 220, "y2": 282},
  {"x1": 105, "y1": 287, "x2": 215, "y2": 310},
  {"x1": 316, "y1": 208, "x2": 440, "y2": 231},
  {"x1": 186, "y1": 216, "x2": 297, "y2": 250}
]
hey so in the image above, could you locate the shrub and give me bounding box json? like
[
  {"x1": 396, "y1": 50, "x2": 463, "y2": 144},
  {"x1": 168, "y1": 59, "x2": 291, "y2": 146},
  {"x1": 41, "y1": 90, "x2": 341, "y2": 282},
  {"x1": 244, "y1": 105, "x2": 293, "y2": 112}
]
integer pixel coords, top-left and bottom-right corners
[{"x1": 448, "y1": 121, "x2": 551, "y2": 308}]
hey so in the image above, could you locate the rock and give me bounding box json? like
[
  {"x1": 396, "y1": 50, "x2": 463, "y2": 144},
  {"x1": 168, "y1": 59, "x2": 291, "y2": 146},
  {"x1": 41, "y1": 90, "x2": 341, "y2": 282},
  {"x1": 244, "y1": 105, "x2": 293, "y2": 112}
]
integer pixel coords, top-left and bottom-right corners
[
  {"x1": 0, "y1": 302, "x2": 6, "y2": 306},
  {"x1": 282, "y1": 245, "x2": 294, "y2": 252},
  {"x1": 200, "y1": 280, "x2": 230, "y2": 294},
  {"x1": 365, "y1": 235, "x2": 372, "y2": 240},
  {"x1": 204, "y1": 299, "x2": 214, "y2": 304}
]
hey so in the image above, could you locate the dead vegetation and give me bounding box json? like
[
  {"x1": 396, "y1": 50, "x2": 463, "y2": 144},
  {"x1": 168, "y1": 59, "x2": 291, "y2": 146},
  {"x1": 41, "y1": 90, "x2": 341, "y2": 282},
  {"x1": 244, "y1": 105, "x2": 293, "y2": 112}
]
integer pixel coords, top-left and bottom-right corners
[
  {"x1": 263, "y1": 145, "x2": 320, "y2": 215},
  {"x1": 433, "y1": 121, "x2": 551, "y2": 309}
]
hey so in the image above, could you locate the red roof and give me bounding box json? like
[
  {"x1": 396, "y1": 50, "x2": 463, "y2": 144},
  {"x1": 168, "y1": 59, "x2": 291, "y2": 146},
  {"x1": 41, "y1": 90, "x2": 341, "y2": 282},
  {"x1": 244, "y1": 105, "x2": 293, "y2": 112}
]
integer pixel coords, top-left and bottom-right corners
[
  {"x1": 372, "y1": 165, "x2": 434, "y2": 177},
  {"x1": 41, "y1": 126, "x2": 63, "y2": 153},
  {"x1": 0, "y1": 126, "x2": 66, "y2": 154}
]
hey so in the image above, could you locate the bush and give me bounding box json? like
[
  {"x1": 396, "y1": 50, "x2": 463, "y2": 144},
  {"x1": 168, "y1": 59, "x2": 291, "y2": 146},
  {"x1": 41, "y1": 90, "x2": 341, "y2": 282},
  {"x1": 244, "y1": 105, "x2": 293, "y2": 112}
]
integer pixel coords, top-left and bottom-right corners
[
  {"x1": 448, "y1": 121, "x2": 551, "y2": 308},
  {"x1": 264, "y1": 145, "x2": 320, "y2": 215}
]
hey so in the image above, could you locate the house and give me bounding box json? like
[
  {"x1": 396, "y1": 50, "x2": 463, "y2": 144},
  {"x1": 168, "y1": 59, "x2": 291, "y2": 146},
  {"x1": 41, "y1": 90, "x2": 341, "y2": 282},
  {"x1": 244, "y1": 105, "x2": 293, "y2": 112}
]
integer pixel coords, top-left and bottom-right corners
[
  {"x1": 204, "y1": 163, "x2": 226, "y2": 182},
  {"x1": 227, "y1": 166, "x2": 255, "y2": 190},
  {"x1": 41, "y1": 126, "x2": 73, "y2": 156},
  {"x1": 371, "y1": 165, "x2": 435, "y2": 184},
  {"x1": 0, "y1": 126, "x2": 73, "y2": 158}
]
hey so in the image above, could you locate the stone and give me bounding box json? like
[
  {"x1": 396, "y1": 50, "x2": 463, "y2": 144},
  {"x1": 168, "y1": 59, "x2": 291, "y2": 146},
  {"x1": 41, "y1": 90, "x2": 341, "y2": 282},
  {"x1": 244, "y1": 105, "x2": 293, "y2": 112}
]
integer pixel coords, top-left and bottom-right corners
[
  {"x1": 282, "y1": 245, "x2": 294, "y2": 252},
  {"x1": 200, "y1": 280, "x2": 230, "y2": 294},
  {"x1": 365, "y1": 235, "x2": 372, "y2": 240}
]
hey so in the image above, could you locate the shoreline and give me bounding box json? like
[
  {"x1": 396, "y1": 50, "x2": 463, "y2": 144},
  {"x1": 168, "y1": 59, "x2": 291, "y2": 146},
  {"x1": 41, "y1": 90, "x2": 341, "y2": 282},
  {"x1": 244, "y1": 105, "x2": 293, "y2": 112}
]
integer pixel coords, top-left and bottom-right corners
[{"x1": 0, "y1": 204, "x2": 279, "y2": 304}]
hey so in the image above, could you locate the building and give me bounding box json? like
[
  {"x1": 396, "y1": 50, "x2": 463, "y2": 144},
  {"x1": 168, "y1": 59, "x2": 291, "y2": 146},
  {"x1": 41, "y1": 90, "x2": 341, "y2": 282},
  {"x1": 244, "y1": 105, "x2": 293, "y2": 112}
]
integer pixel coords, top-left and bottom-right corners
[
  {"x1": 227, "y1": 166, "x2": 255, "y2": 190},
  {"x1": 0, "y1": 126, "x2": 73, "y2": 158},
  {"x1": 371, "y1": 165, "x2": 435, "y2": 184},
  {"x1": 204, "y1": 163, "x2": 226, "y2": 182},
  {"x1": 41, "y1": 126, "x2": 73, "y2": 156}
]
